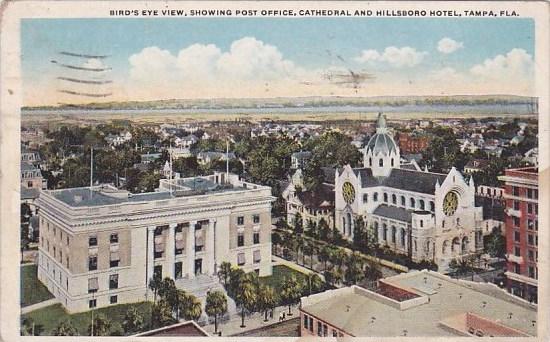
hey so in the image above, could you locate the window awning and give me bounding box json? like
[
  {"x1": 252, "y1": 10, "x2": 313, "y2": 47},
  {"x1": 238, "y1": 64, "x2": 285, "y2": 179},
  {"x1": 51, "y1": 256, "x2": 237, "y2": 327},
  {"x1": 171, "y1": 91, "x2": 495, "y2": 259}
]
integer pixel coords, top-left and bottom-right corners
[
  {"x1": 154, "y1": 242, "x2": 165, "y2": 252},
  {"x1": 175, "y1": 239, "x2": 185, "y2": 249},
  {"x1": 88, "y1": 277, "x2": 98, "y2": 290},
  {"x1": 175, "y1": 232, "x2": 184, "y2": 241},
  {"x1": 110, "y1": 251, "x2": 120, "y2": 261}
]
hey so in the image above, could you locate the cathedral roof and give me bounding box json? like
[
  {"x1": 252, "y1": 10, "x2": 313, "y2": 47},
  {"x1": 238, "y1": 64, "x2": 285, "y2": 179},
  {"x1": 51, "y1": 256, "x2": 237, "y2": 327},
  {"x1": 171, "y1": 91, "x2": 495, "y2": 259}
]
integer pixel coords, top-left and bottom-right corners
[
  {"x1": 373, "y1": 204, "x2": 413, "y2": 222},
  {"x1": 364, "y1": 113, "x2": 398, "y2": 155},
  {"x1": 296, "y1": 183, "x2": 335, "y2": 209},
  {"x1": 352, "y1": 168, "x2": 447, "y2": 194}
]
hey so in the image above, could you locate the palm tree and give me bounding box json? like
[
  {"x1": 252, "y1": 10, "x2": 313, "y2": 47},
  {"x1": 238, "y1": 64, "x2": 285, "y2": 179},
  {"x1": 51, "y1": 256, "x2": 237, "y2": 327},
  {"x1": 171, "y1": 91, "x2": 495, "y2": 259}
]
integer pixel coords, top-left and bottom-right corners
[
  {"x1": 148, "y1": 272, "x2": 162, "y2": 303},
  {"x1": 180, "y1": 293, "x2": 202, "y2": 321},
  {"x1": 318, "y1": 245, "x2": 331, "y2": 271},
  {"x1": 257, "y1": 284, "x2": 277, "y2": 322},
  {"x1": 344, "y1": 252, "x2": 365, "y2": 285},
  {"x1": 218, "y1": 261, "x2": 232, "y2": 286},
  {"x1": 52, "y1": 320, "x2": 77, "y2": 336},
  {"x1": 305, "y1": 273, "x2": 324, "y2": 296},
  {"x1": 205, "y1": 290, "x2": 228, "y2": 334},
  {"x1": 87, "y1": 314, "x2": 111, "y2": 336},
  {"x1": 332, "y1": 248, "x2": 347, "y2": 271},
  {"x1": 122, "y1": 307, "x2": 144, "y2": 335},
  {"x1": 280, "y1": 275, "x2": 303, "y2": 316},
  {"x1": 272, "y1": 231, "x2": 282, "y2": 256},
  {"x1": 365, "y1": 260, "x2": 383, "y2": 281},
  {"x1": 234, "y1": 278, "x2": 257, "y2": 328}
]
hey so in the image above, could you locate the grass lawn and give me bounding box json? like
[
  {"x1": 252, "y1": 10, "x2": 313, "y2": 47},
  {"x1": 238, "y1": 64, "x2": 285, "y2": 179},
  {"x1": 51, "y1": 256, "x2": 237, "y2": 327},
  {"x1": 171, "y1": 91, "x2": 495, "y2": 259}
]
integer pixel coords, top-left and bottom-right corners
[
  {"x1": 260, "y1": 265, "x2": 308, "y2": 290},
  {"x1": 22, "y1": 301, "x2": 153, "y2": 336},
  {"x1": 20, "y1": 264, "x2": 54, "y2": 307}
]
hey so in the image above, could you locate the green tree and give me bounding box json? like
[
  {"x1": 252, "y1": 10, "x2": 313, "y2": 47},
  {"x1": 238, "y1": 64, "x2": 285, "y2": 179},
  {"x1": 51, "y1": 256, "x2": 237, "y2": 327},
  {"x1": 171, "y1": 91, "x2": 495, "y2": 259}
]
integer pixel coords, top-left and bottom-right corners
[
  {"x1": 484, "y1": 227, "x2": 506, "y2": 258},
  {"x1": 318, "y1": 218, "x2": 331, "y2": 241},
  {"x1": 87, "y1": 314, "x2": 111, "y2": 336},
  {"x1": 151, "y1": 299, "x2": 176, "y2": 329},
  {"x1": 293, "y1": 213, "x2": 303, "y2": 235},
  {"x1": 304, "y1": 273, "x2": 324, "y2": 295},
  {"x1": 234, "y1": 277, "x2": 258, "y2": 328},
  {"x1": 21, "y1": 317, "x2": 44, "y2": 336},
  {"x1": 52, "y1": 320, "x2": 77, "y2": 336},
  {"x1": 257, "y1": 284, "x2": 277, "y2": 322},
  {"x1": 366, "y1": 223, "x2": 379, "y2": 255},
  {"x1": 344, "y1": 252, "x2": 365, "y2": 285},
  {"x1": 218, "y1": 261, "x2": 232, "y2": 286},
  {"x1": 122, "y1": 307, "x2": 144, "y2": 335},
  {"x1": 148, "y1": 272, "x2": 162, "y2": 303},
  {"x1": 353, "y1": 216, "x2": 366, "y2": 250},
  {"x1": 205, "y1": 290, "x2": 228, "y2": 334},
  {"x1": 280, "y1": 275, "x2": 303, "y2": 316},
  {"x1": 318, "y1": 245, "x2": 331, "y2": 271},
  {"x1": 364, "y1": 260, "x2": 383, "y2": 281},
  {"x1": 180, "y1": 293, "x2": 203, "y2": 321}
]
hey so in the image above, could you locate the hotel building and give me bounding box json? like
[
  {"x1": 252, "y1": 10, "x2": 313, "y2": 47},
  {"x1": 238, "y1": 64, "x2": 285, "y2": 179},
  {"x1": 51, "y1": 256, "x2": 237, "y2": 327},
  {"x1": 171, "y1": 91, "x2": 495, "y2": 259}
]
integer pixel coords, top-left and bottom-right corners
[
  {"x1": 36, "y1": 172, "x2": 274, "y2": 312},
  {"x1": 499, "y1": 167, "x2": 538, "y2": 303}
]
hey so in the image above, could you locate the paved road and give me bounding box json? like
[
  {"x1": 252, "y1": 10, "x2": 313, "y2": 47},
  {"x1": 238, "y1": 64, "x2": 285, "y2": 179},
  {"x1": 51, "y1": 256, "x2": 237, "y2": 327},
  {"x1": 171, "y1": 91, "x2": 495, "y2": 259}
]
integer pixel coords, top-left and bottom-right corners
[
  {"x1": 202, "y1": 303, "x2": 300, "y2": 337},
  {"x1": 21, "y1": 298, "x2": 59, "y2": 314}
]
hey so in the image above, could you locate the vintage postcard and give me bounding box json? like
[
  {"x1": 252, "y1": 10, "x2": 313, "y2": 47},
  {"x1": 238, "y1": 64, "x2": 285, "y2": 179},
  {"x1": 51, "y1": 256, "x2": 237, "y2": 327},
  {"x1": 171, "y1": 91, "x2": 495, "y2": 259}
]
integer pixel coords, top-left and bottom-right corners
[{"x1": 0, "y1": 1, "x2": 548, "y2": 340}]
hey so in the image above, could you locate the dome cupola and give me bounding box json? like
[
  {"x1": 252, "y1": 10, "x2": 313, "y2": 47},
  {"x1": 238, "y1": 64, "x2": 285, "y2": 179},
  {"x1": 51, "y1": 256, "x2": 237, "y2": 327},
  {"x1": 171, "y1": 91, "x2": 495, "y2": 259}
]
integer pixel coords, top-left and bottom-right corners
[{"x1": 363, "y1": 113, "x2": 400, "y2": 176}]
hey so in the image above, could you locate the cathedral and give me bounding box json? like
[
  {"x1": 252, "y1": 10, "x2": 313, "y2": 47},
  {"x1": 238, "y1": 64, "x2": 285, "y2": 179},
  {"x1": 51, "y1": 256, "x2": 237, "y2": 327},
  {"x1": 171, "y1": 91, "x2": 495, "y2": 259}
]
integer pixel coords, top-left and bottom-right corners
[{"x1": 335, "y1": 113, "x2": 485, "y2": 271}]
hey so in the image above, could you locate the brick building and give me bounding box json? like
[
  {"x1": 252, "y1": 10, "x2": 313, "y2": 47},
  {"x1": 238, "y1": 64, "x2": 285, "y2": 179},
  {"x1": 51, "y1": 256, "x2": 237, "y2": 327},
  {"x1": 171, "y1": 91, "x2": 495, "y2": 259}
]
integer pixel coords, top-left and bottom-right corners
[
  {"x1": 498, "y1": 167, "x2": 538, "y2": 303},
  {"x1": 396, "y1": 132, "x2": 430, "y2": 154}
]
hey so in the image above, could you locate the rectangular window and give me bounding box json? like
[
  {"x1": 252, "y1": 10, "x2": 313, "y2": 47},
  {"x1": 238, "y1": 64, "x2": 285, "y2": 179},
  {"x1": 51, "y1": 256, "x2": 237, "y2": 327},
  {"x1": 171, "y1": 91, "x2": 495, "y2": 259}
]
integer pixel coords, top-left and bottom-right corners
[
  {"x1": 175, "y1": 225, "x2": 183, "y2": 233},
  {"x1": 363, "y1": 194, "x2": 368, "y2": 203},
  {"x1": 513, "y1": 217, "x2": 520, "y2": 227},
  {"x1": 333, "y1": 330, "x2": 338, "y2": 337},
  {"x1": 528, "y1": 219, "x2": 534, "y2": 230},
  {"x1": 66, "y1": 236, "x2": 70, "y2": 246},
  {"x1": 514, "y1": 231, "x2": 520, "y2": 242},
  {"x1": 89, "y1": 236, "x2": 97, "y2": 247},
  {"x1": 304, "y1": 315, "x2": 309, "y2": 329},
  {"x1": 237, "y1": 234, "x2": 244, "y2": 247},
  {"x1": 89, "y1": 299, "x2": 97, "y2": 308},
  {"x1": 528, "y1": 266, "x2": 536, "y2": 279},
  {"x1": 317, "y1": 322, "x2": 322, "y2": 337},
  {"x1": 309, "y1": 317, "x2": 313, "y2": 332},
  {"x1": 154, "y1": 227, "x2": 163, "y2": 236},
  {"x1": 88, "y1": 256, "x2": 98, "y2": 271},
  {"x1": 527, "y1": 204, "x2": 533, "y2": 214},
  {"x1": 528, "y1": 234, "x2": 534, "y2": 246},
  {"x1": 253, "y1": 250, "x2": 261, "y2": 264},
  {"x1": 175, "y1": 262, "x2": 183, "y2": 279},
  {"x1": 237, "y1": 216, "x2": 244, "y2": 225},
  {"x1": 512, "y1": 186, "x2": 520, "y2": 196},
  {"x1": 110, "y1": 233, "x2": 118, "y2": 244},
  {"x1": 110, "y1": 259, "x2": 120, "y2": 268},
  {"x1": 527, "y1": 188, "x2": 533, "y2": 199},
  {"x1": 237, "y1": 252, "x2": 245, "y2": 266},
  {"x1": 253, "y1": 232, "x2": 260, "y2": 244},
  {"x1": 514, "y1": 246, "x2": 521, "y2": 257},
  {"x1": 323, "y1": 324, "x2": 328, "y2": 337},
  {"x1": 88, "y1": 277, "x2": 98, "y2": 293},
  {"x1": 528, "y1": 250, "x2": 534, "y2": 262},
  {"x1": 53, "y1": 247, "x2": 56, "y2": 258},
  {"x1": 109, "y1": 274, "x2": 119, "y2": 289},
  {"x1": 66, "y1": 257, "x2": 70, "y2": 268},
  {"x1": 110, "y1": 295, "x2": 118, "y2": 304},
  {"x1": 154, "y1": 265, "x2": 162, "y2": 279},
  {"x1": 513, "y1": 201, "x2": 520, "y2": 210},
  {"x1": 514, "y1": 263, "x2": 521, "y2": 274},
  {"x1": 253, "y1": 214, "x2": 260, "y2": 224}
]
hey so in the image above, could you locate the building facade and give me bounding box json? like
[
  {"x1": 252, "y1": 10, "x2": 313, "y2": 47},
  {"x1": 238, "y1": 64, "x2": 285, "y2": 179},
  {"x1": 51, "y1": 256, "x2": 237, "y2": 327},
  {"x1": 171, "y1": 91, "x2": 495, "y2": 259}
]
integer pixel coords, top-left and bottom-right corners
[
  {"x1": 499, "y1": 167, "x2": 538, "y2": 303},
  {"x1": 36, "y1": 172, "x2": 274, "y2": 312},
  {"x1": 396, "y1": 132, "x2": 430, "y2": 154},
  {"x1": 335, "y1": 113, "x2": 485, "y2": 271}
]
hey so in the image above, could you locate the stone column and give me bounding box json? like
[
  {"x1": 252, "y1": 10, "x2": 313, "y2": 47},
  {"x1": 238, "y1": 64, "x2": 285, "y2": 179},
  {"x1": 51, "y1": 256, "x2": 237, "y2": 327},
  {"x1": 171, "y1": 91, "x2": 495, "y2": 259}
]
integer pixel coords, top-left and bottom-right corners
[
  {"x1": 146, "y1": 226, "x2": 155, "y2": 300},
  {"x1": 377, "y1": 223, "x2": 383, "y2": 243},
  {"x1": 206, "y1": 219, "x2": 216, "y2": 275},
  {"x1": 166, "y1": 223, "x2": 177, "y2": 279},
  {"x1": 187, "y1": 221, "x2": 196, "y2": 279}
]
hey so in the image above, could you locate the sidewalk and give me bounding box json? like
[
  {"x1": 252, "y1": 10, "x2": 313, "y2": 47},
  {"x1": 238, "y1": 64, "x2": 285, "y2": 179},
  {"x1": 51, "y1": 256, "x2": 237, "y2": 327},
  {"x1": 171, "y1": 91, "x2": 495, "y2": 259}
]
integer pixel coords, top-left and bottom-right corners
[
  {"x1": 21, "y1": 298, "x2": 59, "y2": 314},
  {"x1": 202, "y1": 304, "x2": 299, "y2": 336}
]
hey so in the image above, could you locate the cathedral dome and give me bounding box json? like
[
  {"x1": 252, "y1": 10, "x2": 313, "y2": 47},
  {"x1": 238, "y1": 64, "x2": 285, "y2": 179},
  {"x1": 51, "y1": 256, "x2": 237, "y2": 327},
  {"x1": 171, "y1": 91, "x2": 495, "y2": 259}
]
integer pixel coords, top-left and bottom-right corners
[{"x1": 365, "y1": 113, "x2": 398, "y2": 155}]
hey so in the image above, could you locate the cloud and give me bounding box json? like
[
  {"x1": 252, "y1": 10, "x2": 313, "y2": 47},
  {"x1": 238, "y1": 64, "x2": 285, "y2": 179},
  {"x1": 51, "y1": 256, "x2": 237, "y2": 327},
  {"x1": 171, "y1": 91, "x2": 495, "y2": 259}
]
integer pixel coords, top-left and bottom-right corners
[
  {"x1": 437, "y1": 38, "x2": 464, "y2": 54},
  {"x1": 469, "y1": 48, "x2": 533, "y2": 80},
  {"x1": 354, "y1": 46, "x2": 428, "y2": 68}
]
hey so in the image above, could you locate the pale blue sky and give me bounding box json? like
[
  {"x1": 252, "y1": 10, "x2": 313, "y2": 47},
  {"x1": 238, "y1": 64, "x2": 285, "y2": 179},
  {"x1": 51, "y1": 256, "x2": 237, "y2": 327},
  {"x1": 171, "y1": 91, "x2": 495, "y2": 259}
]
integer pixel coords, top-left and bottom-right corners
[{"x1": 21, "y1": 18, "x2": 535, "y2": 104}]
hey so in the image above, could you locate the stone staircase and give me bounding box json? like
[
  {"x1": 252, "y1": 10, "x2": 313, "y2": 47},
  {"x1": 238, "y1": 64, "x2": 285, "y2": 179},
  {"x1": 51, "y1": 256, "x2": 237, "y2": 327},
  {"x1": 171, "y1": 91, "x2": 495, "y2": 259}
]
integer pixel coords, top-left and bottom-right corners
[{"x1": 175, "y1": 274, "x2": 237, "y2": 325}]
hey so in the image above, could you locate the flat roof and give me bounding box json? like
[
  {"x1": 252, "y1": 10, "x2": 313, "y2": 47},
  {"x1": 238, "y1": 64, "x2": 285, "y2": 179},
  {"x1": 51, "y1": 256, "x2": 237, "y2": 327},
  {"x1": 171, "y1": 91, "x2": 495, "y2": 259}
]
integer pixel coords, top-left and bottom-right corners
[{"x1": 301, "y1": 270, "x2": 536, "y2": 337}]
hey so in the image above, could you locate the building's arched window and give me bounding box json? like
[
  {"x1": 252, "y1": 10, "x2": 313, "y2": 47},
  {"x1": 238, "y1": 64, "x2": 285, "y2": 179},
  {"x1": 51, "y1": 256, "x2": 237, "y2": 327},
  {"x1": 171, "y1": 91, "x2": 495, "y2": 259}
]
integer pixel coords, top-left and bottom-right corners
[
  {"x1": 442, "y1": 220, "x2": 445, "y2": 228},
  {"x1": 392, "y1": 194, "x2": 397, "y2": 204},
  {"x1": 383, "y1": 224, "x2": 387, "y2": 241},
  {"x1": 401, "y1": 196, "x2": 406, "y2": 206},
  {"x1": 420, "y1": 220, "x2": 424, "y2": 228},
  {"x1": 373, "y1": 193, "x2": 378, "y2": 202},
  {"x1": 374, "y1": 221, "x2": 379, "y2": 230},
  {"x1": 369, "y1": 157, "x2": 372, "y2": 167},
  {"x1": 391, "y1": 158, "x2": 394, "y2": 167},
  {"x1": 363, "y1": 194, "x2": 368, "y2": 203},
  {"x1": 419, "y1": 200, "x2": 425, "y2": 210},
  {"x1": 379, "y1": 158, "x2": 384, "y2": 167},
  {"x1": 456, "y1": 218, "x2": 460, "y2": 225},
  {"x1": 347, "y1": 213, "x2": 352, "y2": 236},
  {"x1": 410, "y1": 198, "x2": 416, "y2": 208},
  {"x1": 342, "y1": 217, "x2": 346, "y2": 232},
  {"x1": 391, "y1": 226, "x2": 396, "y2": 243},
  {"x1": 401, "y1": 228, "x2": 406, "y2": 246},
  {"x1": 430, "y1": 201, "x2": 435, "y2": 212},
  {"x1": 383, "y1": 193, "x2": 388, "y2": 203},
  {"x1": 414, "y1": 239, "x2": 417, "y2": 251}
]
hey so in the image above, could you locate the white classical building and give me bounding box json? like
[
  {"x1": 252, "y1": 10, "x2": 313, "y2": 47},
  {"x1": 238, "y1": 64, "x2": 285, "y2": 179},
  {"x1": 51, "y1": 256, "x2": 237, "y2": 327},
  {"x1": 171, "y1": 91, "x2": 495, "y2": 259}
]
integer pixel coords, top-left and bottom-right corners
[
  {"x1": 36, "y1": 172, "x2": 274, "y2": 313},
  {"x1": 335, "y1": 113, "x2": 485, "y2": 271}
]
